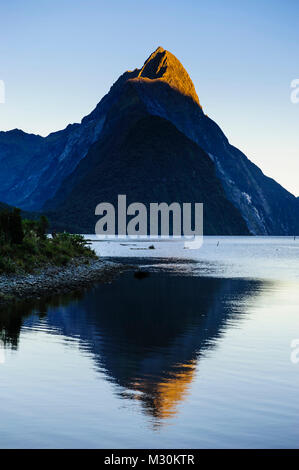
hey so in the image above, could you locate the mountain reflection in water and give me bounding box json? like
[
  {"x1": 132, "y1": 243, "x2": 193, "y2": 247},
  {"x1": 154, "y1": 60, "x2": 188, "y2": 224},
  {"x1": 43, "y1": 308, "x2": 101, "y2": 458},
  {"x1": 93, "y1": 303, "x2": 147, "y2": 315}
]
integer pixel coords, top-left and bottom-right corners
[{"x1": 0, "y1": 269, "x2": 264, "y2": 426}]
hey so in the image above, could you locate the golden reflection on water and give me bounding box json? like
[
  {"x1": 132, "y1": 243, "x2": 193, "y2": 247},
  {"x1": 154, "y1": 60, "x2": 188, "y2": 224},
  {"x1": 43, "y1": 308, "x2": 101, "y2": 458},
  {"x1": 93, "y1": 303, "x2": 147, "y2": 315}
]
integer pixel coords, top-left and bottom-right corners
[
  {"x1": 0, "y1": 269, "x2": 271, "y2": 430},
  {"x1": 127, "y1": 360, "x2": 196, "y2": 424}
]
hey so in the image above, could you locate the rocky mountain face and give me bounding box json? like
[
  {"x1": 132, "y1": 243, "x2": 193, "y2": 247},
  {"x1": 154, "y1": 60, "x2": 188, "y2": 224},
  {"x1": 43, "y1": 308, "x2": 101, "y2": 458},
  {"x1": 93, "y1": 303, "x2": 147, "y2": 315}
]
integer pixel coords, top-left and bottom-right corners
[
  {"x1": 0, "y1": 130, "x2": 42, "y2": 204},
  {"x1": 0, "y1": 47, "x2": 298, "y2": 234},
  {"x1": 118, "y1": 47, "x2": 299, "y2": 235},
  {"x1": 50, "y1": 109, "x2": 249, "y2": 234},
  {"x1": 0, "y1": 119, "x2": 105, "y2": 211}
]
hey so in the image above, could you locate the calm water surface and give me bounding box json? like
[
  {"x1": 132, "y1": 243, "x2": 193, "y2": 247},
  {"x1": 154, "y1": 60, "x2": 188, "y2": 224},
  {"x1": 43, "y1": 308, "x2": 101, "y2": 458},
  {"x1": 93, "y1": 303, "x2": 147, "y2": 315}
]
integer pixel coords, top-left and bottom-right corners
[{"x1": 0, "y1": 237, "x2": 298, "y2": 448}]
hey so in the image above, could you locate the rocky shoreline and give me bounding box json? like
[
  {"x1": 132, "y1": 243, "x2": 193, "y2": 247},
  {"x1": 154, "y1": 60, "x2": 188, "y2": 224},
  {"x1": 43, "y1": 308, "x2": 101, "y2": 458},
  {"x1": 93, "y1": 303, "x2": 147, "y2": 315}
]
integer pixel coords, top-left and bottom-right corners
[{"x1": 0, "y1": 257, "x2": 126, "y2": 303}]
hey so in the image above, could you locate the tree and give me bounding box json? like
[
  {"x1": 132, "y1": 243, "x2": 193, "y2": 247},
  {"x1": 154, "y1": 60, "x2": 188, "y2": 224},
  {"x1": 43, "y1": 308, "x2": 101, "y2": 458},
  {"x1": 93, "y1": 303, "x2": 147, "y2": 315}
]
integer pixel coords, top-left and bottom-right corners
[
  {"x1": 9, "y1": 208, "x2": 24, "y2": 244},
  {"x1": 37, "y1": 215, "x2": 49, "y2": 239},
  {"x1": 0, "y1": 210, "x2": 10, "y2": 243}
]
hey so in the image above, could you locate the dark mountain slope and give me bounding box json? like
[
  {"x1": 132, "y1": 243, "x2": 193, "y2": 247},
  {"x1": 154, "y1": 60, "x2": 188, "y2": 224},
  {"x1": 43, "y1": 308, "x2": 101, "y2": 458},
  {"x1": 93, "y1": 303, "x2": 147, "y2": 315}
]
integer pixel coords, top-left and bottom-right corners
[
  {"x1": 122, "y1": 48, "x2": 299, "y2": 235},
  {"x1": 0, "y1": 130, "x2": 43, "y2": 203},
  {"x1": 0, "y1": 71, "x2": 141, "y2": 211},
  {"x1": 47, "y1": 47, "x2": 299, "y2": 235},
  {"x1": 50, "y1": 89, "x2": 249, "y2": 235},
  {"x1": 3, "y1": 120, "x2": 105, "y2": 211}
]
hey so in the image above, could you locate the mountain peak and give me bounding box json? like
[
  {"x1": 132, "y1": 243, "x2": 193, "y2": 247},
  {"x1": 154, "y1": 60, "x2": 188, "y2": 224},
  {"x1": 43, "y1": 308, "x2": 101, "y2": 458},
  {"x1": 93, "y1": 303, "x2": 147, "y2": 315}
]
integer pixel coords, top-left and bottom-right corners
[{"x1": 134, "y1": 47, "x2": 200, "y2": 106}]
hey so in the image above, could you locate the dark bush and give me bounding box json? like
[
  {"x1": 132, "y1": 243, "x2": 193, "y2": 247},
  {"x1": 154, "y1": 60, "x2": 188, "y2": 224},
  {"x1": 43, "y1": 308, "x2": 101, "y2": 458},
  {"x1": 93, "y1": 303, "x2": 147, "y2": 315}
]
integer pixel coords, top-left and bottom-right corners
[{"x1": 0, "y1": 209, "x2": 96, "y2": 274}]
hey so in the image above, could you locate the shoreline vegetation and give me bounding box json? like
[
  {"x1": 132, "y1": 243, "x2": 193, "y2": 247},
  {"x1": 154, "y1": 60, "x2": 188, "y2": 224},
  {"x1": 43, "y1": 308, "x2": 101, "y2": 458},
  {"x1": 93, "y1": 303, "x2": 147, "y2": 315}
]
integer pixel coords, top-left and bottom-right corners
[{"x1": 0, "y1": 208, "x2": 123, "y2": 303}]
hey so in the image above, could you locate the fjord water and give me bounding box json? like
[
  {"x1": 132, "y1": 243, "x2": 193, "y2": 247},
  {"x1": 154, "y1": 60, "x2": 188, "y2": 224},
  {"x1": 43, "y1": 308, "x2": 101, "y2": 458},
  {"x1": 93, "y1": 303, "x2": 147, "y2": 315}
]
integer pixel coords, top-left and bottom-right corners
[{"x1": 0, "y1": 237, "x2": 299, "y2": 448}]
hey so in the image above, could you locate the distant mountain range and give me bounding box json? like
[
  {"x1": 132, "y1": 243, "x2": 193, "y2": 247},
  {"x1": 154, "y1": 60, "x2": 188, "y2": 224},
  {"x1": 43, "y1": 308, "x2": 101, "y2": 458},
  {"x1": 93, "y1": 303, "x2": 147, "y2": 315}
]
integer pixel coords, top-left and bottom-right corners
[{"x1": 0, "y1": 47, "x2": 298, "y2": 234}]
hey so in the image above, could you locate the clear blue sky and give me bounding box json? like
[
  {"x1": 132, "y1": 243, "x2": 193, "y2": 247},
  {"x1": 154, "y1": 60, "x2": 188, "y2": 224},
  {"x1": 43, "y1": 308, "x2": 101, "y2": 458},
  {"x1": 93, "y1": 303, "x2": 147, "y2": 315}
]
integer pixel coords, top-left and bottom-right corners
[{"x1": 1, "y1": 0, "x2": 298, "y2": 195}]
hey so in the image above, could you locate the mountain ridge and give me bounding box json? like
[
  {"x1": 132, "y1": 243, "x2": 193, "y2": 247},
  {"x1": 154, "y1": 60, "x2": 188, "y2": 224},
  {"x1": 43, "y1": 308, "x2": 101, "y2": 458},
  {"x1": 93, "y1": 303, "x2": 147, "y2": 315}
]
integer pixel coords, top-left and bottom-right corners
[
  {"x1": 49, "y1": 103, "x2": 249, "y2": 234},
  {"x1": 0, "y1": 47, "x2": 298, "y2": 235}
]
